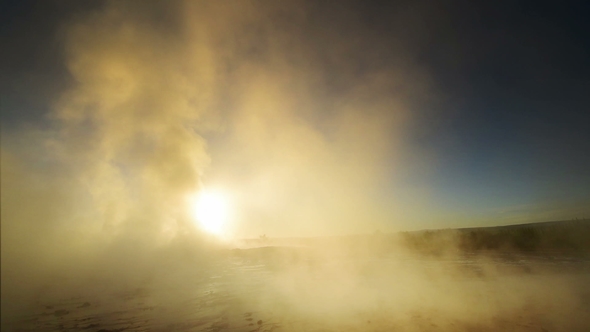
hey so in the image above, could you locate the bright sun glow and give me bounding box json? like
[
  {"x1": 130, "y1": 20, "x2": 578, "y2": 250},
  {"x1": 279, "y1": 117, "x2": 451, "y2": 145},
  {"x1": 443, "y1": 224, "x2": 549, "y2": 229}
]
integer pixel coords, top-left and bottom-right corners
[{"x1": 190, "y1": 190, "x2": 230, "y2": 236}]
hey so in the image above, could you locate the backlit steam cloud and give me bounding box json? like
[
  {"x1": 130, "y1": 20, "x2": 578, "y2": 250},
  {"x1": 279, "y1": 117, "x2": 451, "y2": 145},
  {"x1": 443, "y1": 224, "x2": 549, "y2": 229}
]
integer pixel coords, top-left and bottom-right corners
[
  {"x1": 3, "y1": 2, "x2": 590, "y2": 331},
  {"x1": 2, "y1": 0, "x2": 423, "y2": 294},
  {"x1": 56, "y1": 3, "x2": 214, "y2": 236},
  {"x1": 48, "y1": 0, "x2": 428, "y2": 238},
  {"x1": 1, "y1": 0, "x2": 428, "y2": 297}
]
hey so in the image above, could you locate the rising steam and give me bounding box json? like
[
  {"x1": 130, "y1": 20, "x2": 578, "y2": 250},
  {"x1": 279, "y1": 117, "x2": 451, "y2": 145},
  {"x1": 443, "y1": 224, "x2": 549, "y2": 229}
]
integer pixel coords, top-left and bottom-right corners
[
  {"x1": 2, "y1": 0, "x2": 426, "y2": 318},
  {"x1": 3, "y1": 2, "x2": 588, "y2": 331}
]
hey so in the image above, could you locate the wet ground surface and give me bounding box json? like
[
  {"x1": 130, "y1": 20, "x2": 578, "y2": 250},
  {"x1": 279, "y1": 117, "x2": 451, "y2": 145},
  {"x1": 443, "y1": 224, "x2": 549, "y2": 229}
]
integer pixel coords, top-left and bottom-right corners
[{"x1": 5, "y1": 251, "x2": 590, "y2": 332}]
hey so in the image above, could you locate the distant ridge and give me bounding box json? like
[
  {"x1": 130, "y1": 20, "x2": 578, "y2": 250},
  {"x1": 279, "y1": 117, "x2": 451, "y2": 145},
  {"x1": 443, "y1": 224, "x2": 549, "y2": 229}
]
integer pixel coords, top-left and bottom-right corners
[
  {"x1": 456, "y1": 219, "x2": 590, "y2": 232},
  {"x1": 401, "y1": 218, "x2": 590, "y2": 254}
]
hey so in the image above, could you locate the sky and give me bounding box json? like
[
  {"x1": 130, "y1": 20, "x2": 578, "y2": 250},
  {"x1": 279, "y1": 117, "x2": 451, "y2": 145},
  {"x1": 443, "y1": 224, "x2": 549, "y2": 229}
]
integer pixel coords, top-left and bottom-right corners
[{"x1": 1, "y1": 0, "x2": 590, "y2": 238}]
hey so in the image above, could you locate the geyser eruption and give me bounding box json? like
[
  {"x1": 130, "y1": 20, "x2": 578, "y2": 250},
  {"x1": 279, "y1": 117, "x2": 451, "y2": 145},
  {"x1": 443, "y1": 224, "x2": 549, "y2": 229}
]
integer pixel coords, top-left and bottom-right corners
[{"x1": 2, "y1": 1, "x2": 589, "y2": 331}]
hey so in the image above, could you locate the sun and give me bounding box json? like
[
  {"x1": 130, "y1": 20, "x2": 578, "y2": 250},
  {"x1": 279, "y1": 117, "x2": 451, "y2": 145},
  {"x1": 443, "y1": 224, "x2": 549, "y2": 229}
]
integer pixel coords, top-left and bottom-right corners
[{"x1": 190, "y1": 190, "x2": 230, "y2": 236}]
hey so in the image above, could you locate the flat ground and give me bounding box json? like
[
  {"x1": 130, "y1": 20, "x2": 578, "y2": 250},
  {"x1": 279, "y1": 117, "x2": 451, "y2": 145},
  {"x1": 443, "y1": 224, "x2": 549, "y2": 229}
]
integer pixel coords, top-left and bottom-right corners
[{"x1": 4, "y1": 247, "x2": 590, "y2": 332}]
